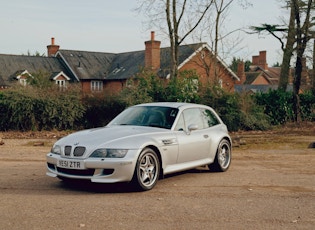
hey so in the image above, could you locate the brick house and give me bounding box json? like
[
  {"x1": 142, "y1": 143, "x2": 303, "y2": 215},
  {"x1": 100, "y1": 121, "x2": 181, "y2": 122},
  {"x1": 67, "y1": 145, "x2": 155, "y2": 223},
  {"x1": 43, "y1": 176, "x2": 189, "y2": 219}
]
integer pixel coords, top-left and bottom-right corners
[
  {"x1": 0, "y1": 32, "x2": 239, "y2": 93},
  {"x1": 235, "y1": 50, "x2": 311, "y2": 93}
]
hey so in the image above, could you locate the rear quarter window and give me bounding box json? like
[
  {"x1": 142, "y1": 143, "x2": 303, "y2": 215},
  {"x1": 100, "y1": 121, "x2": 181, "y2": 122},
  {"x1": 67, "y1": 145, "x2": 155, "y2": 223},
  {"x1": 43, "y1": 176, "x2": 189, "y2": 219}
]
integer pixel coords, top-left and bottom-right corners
[{"x1": 202, "y1": 109, "x2": 220, "y2": 127}]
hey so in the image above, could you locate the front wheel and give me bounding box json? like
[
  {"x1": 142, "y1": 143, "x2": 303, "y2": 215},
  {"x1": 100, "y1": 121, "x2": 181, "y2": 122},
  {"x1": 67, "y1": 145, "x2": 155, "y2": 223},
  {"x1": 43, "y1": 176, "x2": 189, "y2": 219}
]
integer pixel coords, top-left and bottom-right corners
[
  {"x1": 209, "y1": 139, "x2": 231, "y2": 172},
  {"x1": 132, "y1": 148, "x2": 160, "y2": 191}
]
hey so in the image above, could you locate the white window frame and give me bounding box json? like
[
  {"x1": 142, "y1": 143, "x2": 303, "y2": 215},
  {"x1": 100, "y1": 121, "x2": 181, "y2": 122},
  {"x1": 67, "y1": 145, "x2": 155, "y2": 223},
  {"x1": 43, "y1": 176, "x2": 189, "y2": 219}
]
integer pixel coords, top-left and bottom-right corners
[
  {"x1": 19, "y1": 78, "x2": 28, "y2": 86},
  {"x1": 218, "y1": 79, "x2": 223, "y2": 88},
  {"x1": 56, "y1": 80, "x2": 66, "y2": 88},
  {"x1": 91, "y1": 81, "x2": 103, "y2": 92}
]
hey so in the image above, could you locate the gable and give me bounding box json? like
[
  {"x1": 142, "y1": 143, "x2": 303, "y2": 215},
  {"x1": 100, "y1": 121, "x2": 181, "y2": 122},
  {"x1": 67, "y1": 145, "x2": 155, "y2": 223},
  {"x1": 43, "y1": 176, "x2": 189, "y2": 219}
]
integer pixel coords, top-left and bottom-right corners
[
  {"x1": 251, "y1": 74, "x2": 270, "y2": 85},
  {"x1": 158, "y1": 43, "x2": 239, "y2": 81},
  {"x1": 245, "y1": 72, "x2": 260, "y2": 84},
  {"x1": 50, "y1": 71, "x2": 71, "y2": 81},
  {"x1": 15, "y1": 70, "x2": 32, "y2": 80}
]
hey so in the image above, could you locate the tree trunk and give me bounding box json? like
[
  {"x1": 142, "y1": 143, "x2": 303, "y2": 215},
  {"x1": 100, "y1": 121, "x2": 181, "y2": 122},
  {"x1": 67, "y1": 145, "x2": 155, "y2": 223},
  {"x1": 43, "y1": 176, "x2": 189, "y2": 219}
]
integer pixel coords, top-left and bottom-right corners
[
  {"x1": 291, "y1": 0, "x2": 313, "y2": 123},
  {"x1": 313, "y1": 39, "x2": 315, "y2": 93},
  {"x1": 278, "y1": 2, "x2": 295, "y2": 91},
  {"x1": 293, "y1": 55, "x2": 302, "y2": 123},
  {"x1": 166, "y1": 0, "x2": 178, "y2": 79}
]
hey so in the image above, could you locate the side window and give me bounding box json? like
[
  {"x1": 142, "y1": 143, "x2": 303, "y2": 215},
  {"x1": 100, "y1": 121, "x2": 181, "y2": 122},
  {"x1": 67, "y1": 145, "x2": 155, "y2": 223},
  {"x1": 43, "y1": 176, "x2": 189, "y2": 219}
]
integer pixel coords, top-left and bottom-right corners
[
  {"x1": 174, "y1": 113, "x2": 185, "y2": 131},
  {"x1": 202, "y1": 109, "x2": 220, "y2": 127},
  {"x1": 183, "y1": 108, "x2": 204, "y2": 130}
]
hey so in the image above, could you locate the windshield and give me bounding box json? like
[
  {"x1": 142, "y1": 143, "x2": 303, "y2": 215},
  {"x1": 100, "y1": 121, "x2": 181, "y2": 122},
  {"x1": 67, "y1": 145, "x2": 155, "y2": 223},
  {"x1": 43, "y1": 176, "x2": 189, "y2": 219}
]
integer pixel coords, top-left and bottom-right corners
[{"x1": 108, "y1": 106, "x2": 179, "y2": 129}]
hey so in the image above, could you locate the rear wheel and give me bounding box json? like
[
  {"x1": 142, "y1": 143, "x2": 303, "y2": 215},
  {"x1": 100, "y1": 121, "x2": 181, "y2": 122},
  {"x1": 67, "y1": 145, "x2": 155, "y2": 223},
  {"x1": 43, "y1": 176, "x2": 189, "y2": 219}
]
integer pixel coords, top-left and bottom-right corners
[
  {"x1": 132, "y1": 148, "x2": 160, "y2": 191},
  {"x1": 209, "y1": 139, "x2": 231, "y2": 172}
]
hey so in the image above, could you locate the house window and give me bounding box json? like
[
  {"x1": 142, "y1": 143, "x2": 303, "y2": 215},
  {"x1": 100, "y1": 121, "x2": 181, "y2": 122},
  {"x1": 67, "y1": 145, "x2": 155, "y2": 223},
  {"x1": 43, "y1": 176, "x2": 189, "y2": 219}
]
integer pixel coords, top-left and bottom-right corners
[
  {"x1": 19, "y1": 79, "x2": 27, "y2": 86},
  {"x1": 218, "y1": 79, "x2": 223, "y2": 88},
  {"x1": 91, "y1": 81, "x2": 103, "y2": 92},
  {"x1": 56, "y1": 80, "x2": 66, "y2": 88},
  {"x1": 201, "y1": 51, "x2": 205, "y2": 59}
]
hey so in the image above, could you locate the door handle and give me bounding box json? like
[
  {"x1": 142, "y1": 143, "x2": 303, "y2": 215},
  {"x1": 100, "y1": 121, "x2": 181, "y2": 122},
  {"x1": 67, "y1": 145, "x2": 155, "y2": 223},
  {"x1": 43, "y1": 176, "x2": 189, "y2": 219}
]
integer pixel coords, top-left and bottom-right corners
[{"x1": 203, "y1": 134, "x2": 209, "y2": 138}]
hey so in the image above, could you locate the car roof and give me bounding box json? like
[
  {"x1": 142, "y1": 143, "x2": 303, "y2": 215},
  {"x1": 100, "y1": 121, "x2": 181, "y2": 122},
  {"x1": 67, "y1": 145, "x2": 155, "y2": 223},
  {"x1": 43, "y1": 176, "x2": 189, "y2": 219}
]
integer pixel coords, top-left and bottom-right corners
[{"x1": 134, "y1": 102, "x2": 211, "y2": 110}]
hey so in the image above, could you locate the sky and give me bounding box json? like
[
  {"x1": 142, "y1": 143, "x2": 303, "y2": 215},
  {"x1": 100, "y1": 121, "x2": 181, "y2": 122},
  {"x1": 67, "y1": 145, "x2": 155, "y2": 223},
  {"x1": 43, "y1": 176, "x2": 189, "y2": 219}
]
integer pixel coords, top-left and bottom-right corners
[{"x1": 0, "y1": 0, "x2": 287, "y2": 66}]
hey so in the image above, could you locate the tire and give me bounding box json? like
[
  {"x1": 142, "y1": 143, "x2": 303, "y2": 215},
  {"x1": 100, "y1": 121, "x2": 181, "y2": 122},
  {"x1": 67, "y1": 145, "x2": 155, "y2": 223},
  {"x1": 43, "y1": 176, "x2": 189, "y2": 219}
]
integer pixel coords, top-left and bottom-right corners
[
  {"x1": 132, "y1": 148, "x2": 160, "y2": 191},
  {"x1": 209, "y1": 139, "x2": 231, "y2": 172}
]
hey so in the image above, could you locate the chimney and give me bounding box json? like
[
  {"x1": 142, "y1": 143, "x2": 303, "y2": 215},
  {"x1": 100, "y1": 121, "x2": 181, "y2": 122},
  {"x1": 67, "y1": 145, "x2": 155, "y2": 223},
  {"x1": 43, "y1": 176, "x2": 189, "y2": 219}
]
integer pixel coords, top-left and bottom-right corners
[
  {"x1": 145, "y1": 31, "x2": 161, "y2": 71},
  {"x1": 47, "y1": 37, "x2": 60, "y2": 57},
  {"x1": 236, "y1": 61, "x2": 246, "y2": 84},
  {"x1": 259, "y1": 51, "x2": 268, "y2": 70},
  {"x1": 252, "y1": 55, "x2": 259, "y2": 66},
  {"x1": 252, "y1": 51, "x2": 268, "y2": 70}
]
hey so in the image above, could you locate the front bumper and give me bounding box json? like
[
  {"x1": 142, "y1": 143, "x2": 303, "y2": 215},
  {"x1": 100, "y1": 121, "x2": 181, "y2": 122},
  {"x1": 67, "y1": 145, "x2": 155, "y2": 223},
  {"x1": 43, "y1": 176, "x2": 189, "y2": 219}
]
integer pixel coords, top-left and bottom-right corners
[{"x1": 46, "y1": 150, "x2": 139, "y2": 183}]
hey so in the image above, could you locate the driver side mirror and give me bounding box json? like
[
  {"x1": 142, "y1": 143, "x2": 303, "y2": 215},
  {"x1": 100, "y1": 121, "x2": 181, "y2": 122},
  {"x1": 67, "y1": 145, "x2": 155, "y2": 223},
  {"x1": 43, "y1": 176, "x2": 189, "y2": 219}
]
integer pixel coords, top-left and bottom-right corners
[{"x1": 187, "y1": 124, "x2": 198, "y2": 135}]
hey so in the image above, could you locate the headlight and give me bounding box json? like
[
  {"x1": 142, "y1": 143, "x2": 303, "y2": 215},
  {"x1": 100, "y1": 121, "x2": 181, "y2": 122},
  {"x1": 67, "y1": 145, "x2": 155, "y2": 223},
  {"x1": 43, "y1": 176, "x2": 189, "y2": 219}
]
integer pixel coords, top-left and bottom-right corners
[
  {"x1": 51, "y1": 145, "x2": 61, "y2": 155},
  {"x1": 90, "y1": 149, "x2": 128, "y2": 158}
]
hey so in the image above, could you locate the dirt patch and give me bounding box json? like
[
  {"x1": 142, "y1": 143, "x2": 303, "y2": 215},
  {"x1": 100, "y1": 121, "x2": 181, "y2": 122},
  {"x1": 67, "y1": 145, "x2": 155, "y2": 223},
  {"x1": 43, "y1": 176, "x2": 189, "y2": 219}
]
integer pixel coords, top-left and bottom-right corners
[{"x1": 0, "y1": 123, "x2": 315, "y2": 229}]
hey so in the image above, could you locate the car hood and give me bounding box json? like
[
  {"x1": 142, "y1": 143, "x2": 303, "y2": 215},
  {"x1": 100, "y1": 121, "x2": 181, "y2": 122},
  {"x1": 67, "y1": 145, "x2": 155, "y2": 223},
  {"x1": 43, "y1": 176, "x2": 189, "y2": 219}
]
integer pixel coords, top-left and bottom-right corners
[{"x1": 56, "y1": 125, "x2": 169, "y2": 150}]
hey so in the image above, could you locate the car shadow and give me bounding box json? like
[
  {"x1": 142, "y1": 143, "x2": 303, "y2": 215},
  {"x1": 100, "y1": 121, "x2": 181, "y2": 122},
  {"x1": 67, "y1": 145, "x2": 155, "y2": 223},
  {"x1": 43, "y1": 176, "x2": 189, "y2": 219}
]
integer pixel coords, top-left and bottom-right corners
[
  {"x1": 56, "y1": 166, "x2": 215, "y2": 193},
  {"x1": 58, "y1": 179, "x2": 137, "y2": 193}
]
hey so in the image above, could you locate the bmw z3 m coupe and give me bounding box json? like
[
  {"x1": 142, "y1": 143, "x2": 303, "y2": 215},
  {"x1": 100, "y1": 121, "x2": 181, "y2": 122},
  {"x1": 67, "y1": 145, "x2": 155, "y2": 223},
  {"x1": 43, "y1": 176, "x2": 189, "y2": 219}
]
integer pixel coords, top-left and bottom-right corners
[{"x1": 46, "y1": 102, "x2": 232, "y2": 191}]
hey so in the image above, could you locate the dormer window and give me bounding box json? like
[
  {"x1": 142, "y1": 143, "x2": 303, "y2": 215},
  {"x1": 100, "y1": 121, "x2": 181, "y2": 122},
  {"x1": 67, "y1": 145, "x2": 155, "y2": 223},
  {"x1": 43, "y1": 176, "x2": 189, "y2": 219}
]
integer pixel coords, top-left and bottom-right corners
[
  {"x1": 15, "y1": 70, "x2": 32, "y2": 86},
  {"x1": 56, "y1": 80, "x2": 66, "y2": 87},
  {"x1": 19, "y1": 78, "x2": 28, "y2": 86},
  {"x1": 51, "y1": 71, "x2": 70, "y2": 90}
]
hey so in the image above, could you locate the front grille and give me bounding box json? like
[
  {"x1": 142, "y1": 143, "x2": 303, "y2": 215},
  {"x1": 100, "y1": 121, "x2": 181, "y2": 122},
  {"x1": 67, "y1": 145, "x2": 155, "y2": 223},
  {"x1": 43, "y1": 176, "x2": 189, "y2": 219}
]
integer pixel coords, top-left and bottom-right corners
[
  {"x1": 57, "y1": 167, "x2": 95, "y2": 176},
  {"x1": 74, "y1": 147, "x2": 86, "y2": 156},
  {"x1": 64, "y1": 146, "x2": 72, "y2": 156}
]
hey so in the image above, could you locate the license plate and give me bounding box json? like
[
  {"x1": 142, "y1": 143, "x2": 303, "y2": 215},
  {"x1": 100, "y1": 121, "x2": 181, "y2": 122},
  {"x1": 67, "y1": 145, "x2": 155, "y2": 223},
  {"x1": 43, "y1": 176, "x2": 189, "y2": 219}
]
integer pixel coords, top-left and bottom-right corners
[{"x1": 57, "y1": 159, "x2": 84, "y2": 169}]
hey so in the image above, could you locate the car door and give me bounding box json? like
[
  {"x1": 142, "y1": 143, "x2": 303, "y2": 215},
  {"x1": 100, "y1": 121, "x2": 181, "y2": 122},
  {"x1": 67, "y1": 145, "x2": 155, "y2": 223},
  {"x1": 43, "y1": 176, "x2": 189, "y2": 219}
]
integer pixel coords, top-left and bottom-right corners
[{"x1": 174, "y1": 108, "x2": 211, "y2": 163}]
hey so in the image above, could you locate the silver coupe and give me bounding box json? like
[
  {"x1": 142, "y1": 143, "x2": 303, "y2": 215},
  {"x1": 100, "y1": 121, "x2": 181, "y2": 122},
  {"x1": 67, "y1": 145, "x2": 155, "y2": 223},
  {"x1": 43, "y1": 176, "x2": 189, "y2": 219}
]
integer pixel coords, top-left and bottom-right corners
[{"x1": 46, "y1": 102, "x2": 232, "y2": 191}]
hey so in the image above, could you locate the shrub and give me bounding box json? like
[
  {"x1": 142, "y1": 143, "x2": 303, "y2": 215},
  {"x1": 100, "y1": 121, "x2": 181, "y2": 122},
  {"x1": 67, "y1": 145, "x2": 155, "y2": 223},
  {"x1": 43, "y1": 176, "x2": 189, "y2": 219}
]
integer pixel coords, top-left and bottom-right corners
[
  {"x1": 300, "y1": 90, "x2": 315, "y2": 121},
  {"x1": 199, "y1": 87, "x2": 271, "y2": 131},
  {"x1": 163, "y1": 70, "x2": 200, "y2": 103},
  {"x1": 0, "y1": 87, "x2": 85, "y2": 131},
  {"x1": 82, "y1": 95, "x2": 127, "y2": 128}
]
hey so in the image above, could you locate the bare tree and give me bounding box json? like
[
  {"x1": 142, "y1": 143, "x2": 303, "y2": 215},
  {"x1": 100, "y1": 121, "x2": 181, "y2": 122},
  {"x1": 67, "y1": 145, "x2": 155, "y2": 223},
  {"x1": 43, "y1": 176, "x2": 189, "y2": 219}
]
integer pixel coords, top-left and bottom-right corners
[
  {"x1": 212, "y1": 0, "x2": 237, "y2": 82},
  {"x1": 136, "y1": 0, "x2": 214, "y2": 78},
  {"x1": 166, "y1": 0, "x2": 215, "y2": 78},
  {"x1": 213, "y1": 1, "x2": 234, "y2": 59}
]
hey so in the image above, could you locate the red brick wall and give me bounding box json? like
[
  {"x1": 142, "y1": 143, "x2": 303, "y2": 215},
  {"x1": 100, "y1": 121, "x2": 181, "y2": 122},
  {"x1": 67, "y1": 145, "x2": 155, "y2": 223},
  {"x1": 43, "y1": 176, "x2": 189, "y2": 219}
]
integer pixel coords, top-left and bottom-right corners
[
  {"x1": 81, "y1": 81, "x2": 91, "y2": 93},
  {"x1": 81, "y1": 80, "x2": 124, "y2": 95},
  {"x1": 144, "y1": 32, "x2": 161, "y2": 71},
  {"x1": 179, "y1": 48, "x2": 236, "y2": 92},
  {"x1": 251, "y1": 75, "x2": 269, "y2": 85},
  {"x1": 236, "y1": 61, "x2": 246, "y2": 84},
  {"x1": 104, "y1": 81, "x2": 124, "y2": 95},
  {"x1": 55, "y1": 75, "x2": 67, "y2": 80},
  {"x1": 47, "y1": 38, "x2": 60, "y2": 57},
  {"x1": 252, "y1": 51, "x2": 268, "y2": 70}
]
